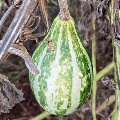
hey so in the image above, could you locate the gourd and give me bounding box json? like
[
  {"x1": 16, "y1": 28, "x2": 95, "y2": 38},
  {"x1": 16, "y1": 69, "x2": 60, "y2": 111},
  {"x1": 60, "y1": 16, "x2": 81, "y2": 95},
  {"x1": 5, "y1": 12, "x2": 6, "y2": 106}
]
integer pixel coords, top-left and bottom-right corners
[{"x1": 29, "y1": 0, "x2": 92, "y2": 115}]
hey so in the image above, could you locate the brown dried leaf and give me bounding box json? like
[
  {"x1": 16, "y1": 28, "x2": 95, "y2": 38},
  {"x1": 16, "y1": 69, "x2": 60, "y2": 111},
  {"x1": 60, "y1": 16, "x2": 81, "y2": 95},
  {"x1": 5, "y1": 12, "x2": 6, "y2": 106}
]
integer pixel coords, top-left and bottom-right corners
[
  {"x1": 0, "y1": 74, "x2": 24, "y2": 114},
  {"x1": 0, "y1": 92, "x2": 12, "y2": 114}
]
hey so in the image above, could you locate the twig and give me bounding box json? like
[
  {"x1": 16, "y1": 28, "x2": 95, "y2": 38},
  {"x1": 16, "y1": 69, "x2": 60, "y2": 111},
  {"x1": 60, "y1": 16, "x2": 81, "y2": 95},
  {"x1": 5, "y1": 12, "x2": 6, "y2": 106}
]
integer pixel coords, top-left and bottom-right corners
[
  {"x1": 38, "y1": 0, "x2": 49, "y2": 33},
  {"x1": 0, "y1": 0, "x2": 22, "y2": 30},
  {"x1": 96, "y1": 95, "x2": 115, "y2": 113},
  {"x1": 0, "y1": 0, "x2": 38, "y2": 59},
  {"x1": 8, "y1": 46, "x2": 39, "y2": 75}
]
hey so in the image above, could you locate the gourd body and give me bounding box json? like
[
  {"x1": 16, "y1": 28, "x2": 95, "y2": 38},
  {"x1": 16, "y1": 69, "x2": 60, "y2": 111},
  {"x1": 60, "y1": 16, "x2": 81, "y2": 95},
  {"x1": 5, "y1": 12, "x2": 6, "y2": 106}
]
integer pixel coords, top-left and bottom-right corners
[{"x1": 29, "y1": 16, "x2": 92, "y2": 115}]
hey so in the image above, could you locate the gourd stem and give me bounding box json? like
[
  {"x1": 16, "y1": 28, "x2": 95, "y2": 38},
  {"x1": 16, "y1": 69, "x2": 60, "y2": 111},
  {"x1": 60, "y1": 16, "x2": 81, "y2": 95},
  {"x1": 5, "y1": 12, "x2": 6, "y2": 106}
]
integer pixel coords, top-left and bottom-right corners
[{"x1": 58, "y1": 0, "x2": 70, "y2": 20}]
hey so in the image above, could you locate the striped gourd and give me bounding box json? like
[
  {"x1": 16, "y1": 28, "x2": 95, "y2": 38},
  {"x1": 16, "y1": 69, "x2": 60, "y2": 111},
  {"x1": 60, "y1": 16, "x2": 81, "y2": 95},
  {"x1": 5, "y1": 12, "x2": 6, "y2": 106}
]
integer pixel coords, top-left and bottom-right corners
[{"x1": 29, "y1": 16, "x2": 92, "y2": 115}]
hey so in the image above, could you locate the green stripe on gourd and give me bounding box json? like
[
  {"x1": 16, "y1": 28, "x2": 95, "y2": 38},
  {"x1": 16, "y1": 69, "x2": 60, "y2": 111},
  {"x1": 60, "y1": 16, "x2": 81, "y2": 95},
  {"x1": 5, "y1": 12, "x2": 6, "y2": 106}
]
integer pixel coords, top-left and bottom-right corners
[{"x1": 29, "y1": 16, "x2": 92, "y2": 115}]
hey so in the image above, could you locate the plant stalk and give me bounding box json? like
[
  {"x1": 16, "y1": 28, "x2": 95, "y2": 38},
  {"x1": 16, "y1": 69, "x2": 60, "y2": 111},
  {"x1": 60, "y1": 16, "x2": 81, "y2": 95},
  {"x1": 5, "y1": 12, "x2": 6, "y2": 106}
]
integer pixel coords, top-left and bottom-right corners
[
  {"x1": 58, "y1": 0, "x2": 70, "y2": 20},
  {"x1": 110, "y1": 0, "x2": 120, "y2": 119},
  {"x1": 113, "y1": 45, "x2": 120, "y2": 119},
  {"x1": 38, "y1": 0, "x2": 49, "y2": 32},
  {"x1": 95, "y1": 62, "x2": 114, "y2": 82},
  {"x1": 31, "y1": 111, "x2": 51, "y2": 120},
  {"x1": 92, "y1": 16, "x2": 97, "y2": 120}
]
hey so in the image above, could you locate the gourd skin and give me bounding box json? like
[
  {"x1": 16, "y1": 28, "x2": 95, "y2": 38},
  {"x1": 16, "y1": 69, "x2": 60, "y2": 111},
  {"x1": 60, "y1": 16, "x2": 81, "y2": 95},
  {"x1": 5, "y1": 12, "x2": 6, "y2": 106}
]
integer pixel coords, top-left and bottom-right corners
[{"x1": 29, "y1": 16, "x2": 92, "y2": 115}]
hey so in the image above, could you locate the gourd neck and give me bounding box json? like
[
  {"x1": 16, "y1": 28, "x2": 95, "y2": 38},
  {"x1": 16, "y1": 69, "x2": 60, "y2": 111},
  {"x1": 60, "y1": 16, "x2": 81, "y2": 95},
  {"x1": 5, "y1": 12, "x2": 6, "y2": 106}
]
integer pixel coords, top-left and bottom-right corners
[{"x1": 58, "y1": 0, "x2": 70, "y2": 20}]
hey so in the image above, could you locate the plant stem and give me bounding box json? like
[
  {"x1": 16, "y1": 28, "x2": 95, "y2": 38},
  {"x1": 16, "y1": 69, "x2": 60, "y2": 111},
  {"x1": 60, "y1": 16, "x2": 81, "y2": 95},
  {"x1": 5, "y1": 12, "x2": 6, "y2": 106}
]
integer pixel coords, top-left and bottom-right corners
[
  {"x1": 58, "y1": 0, "x2": 70, "y2": 20},
  {"x1": 110, "y1": 0, "x2": 120, "y2": 119},
  {"x1": 113, "y1": 45, "x2": 120, "y2": 119},
  {"x1": 95, "y1": 62, "x2": 114, "y2": 82},
  {"x1": 92, "y1": 16, "x2": 97, "y2": 120},
  {"x1": 31, "y1": 111, "x2": 51, "y2": 120}
]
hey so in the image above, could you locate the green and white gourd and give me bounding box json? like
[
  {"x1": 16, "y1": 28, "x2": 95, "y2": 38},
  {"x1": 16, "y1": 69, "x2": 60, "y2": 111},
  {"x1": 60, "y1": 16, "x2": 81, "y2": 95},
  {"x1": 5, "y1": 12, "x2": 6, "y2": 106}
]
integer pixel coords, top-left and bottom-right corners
[{"x1": 29, "y1": 10, "x2": 92, "y2": 115}]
